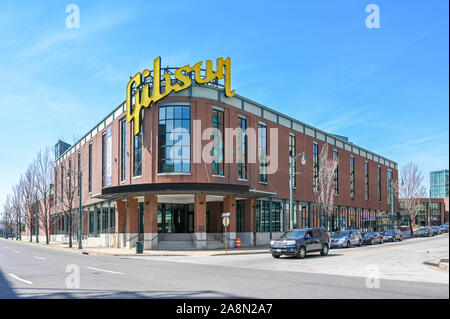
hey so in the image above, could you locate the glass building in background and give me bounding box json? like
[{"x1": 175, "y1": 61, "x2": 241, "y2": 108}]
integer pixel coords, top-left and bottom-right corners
[{"x1": 430, "y1": 169, "x2": 449, "y2": 198}]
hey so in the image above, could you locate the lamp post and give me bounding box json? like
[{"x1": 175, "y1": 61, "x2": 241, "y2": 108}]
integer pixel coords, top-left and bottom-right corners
[
  {"x1": 78, "y1": 171, "x2": 82, "y2": 249},
  {"x1": 389, "y1": 178, "x2": 394, "y2": 229},
  {"x1": 289, "y1": 151, "x2": 306, "y2": 230},
  {"x1": 67, "y1": 170, "x2": 82, "y2": 249},
  {"x1": 428, "y1": 188, "x2": 432, "y2": 227}
]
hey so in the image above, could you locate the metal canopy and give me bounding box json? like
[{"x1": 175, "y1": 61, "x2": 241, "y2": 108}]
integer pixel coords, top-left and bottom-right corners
[{"x1": 93, "y1": 182, "x2": 276, "y2": 201}]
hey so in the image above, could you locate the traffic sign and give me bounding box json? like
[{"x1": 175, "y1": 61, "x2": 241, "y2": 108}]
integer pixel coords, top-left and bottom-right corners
[{"x1": 222, "y1": 216, "x2": 230, "y2": 227}]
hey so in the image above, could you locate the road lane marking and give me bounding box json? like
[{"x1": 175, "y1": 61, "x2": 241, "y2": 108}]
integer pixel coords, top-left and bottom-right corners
[
  {"x1": 8, "y1": 274, "x2": 33, "y2": 285},
  {"x1": 13, "y1": 250, "x2": 20, "y2": 253},
  {"x1": 34, "y1": 256, "x2": 46, "y2": 260},
  {"x1": 86, "y1": 266, "x2": 124, "y2": 275}
]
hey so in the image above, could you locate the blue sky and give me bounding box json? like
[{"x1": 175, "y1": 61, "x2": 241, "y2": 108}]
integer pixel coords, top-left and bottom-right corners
[{"x1": 0, "y1": 0, "x2": 448, "y2": 209}]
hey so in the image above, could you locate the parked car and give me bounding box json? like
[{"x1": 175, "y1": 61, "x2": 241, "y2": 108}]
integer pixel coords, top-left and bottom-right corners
[
  {"x1": 383, "y1": 229, "x2": 403, "y2": 242},
  {"x1": 330, "y1": 229, "x2": 362, "y2": 248},
  {"x1": 429, "y1": 226, "x2": 442, "y2": 236},
  {"x1": 439, "y1": 224, "x2": 449, "y2": 233},
  {"x1": 415, "y1": 227, "x2": 433, "y2": 237},
  {"x1": 362, "y1": 232, "x2": 383, "y2": 245},
  {"x1": 270, "y1": 228, "x2": 330, "y2": 259}
]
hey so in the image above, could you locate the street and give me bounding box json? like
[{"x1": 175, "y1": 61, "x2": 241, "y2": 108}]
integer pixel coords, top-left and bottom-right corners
[{"x1": 0, "y1": 235, "x2": 448, "y2": 299}]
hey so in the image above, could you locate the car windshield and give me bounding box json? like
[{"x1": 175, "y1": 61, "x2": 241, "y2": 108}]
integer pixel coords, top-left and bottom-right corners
[
  {"x1": 280, "y1": 230, "x2": 306, "y2": 239},
  {"x1": 331, "y1": 230, "x2": 351, "y2": 237},
  {"x1": 386, "y1": 230, "x2": 395, "y2": 235},
  {"x1": 363, "y1": 233, "x2": 374, "y2": 237}
]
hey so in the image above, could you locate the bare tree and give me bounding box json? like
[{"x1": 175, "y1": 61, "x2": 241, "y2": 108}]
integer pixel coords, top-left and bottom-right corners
[
  {"x1": 314, "y1": 143, "x2": 338, "y2": 231},
  {"x1": 55, "y1": 164, "x2": 78, "y2": 248},
  {"x1": 11, "y1": 184, "x2": 24, "y2": 240},
  {"x1": 2, "y1": 195, "x2": 15, "y2": 239},
  {"x1": 34, "y1": 148, "x2": 54, "y2": 245},
  {"x1": 398, "y1": 162, "x2": 426, "y2": 236},
  {"x1": 19, "y1": 165, "x2": 39, "y2": 242}
]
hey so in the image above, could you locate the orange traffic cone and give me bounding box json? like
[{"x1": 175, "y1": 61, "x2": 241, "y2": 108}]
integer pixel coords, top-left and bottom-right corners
[{"x1": 235, "y1": 237, "x2": 241, "y2": 248}]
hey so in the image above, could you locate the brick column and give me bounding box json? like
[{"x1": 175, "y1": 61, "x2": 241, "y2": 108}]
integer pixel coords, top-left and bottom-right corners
[
  {"x1": 143, "y1": 195, "x2": 158, "y2": 249},
  {"x1": 194, "y1": 194, "x2": 206, "y2": 249},
  {"x1": 223, "y1": 196, "x2": 236, "y2": 248},
  {"x1": 114, "y1": 200, "x2": 126, "y2": 248},
  {"x1": 125, "y1": 197, "x2": 139, "y2": 248},
  {"x1": 244, "y1": 198, "x2": 256, "y2": 247}
]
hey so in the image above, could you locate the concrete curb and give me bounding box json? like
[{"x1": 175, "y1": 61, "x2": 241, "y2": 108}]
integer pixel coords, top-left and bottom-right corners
[
  {"x1": 82, "y1": 249, "x2": 269, "y2": 257},
  {"x1": 424, "y1": 256, "x2": 449, "y2": 271}
]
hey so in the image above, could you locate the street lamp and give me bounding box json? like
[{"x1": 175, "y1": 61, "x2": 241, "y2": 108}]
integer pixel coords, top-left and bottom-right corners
[
  {"x1": 389, "y1": 178, "x2": 394, "y2": 229},
  {"x1": 289, "y1": 151, "x2": 306, "y2": 230},
  {"x1": 67, "y1": 170, "x2": 83, "y2": 249}
]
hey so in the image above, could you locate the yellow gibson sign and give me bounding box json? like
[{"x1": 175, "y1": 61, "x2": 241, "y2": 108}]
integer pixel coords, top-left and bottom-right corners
[{"x1": 126, "y1": 57, "x2": 235, "y2": 135}]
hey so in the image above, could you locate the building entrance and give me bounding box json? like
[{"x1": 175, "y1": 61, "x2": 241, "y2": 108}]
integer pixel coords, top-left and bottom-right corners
[{"x1": 158, "y1": 203, "x2": 191, "y2": 233}]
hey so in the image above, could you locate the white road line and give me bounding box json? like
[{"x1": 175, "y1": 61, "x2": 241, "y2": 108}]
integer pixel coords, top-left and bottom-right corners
[
  {"x1": 13, "y1": 250, "x2": 20, "y2": 253},
  {"x1": 3, "y1": 246, "x2": 7, "y2": 249},
  {"x1": 86, "y1": 266, "x2": 124, "y2": 275},
  {"x1": 8, "y1": 274, "x2": 33, "y2": 285},
  {"x1": 34, "y1": 256, "x2": 46, "y2": 260}
]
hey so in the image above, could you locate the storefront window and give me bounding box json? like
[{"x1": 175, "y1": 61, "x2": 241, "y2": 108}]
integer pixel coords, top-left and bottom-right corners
[{"x1": 256, "y1": 200, "x2": 283, "y2": 232}]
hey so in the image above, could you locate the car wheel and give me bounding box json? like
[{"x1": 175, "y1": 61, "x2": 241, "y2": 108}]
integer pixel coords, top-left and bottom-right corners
[
  {"x1": 271, "y1": 254, "x2": 280, "y2": 259},
  {"x1": 371, "y1": 239, "x2": 374, "y2": 245},
  {"x1": 346, "y1": 241, "x2": 350, "y2": 248},
  {"x1": 297, "y1": 246, "x2": 306, "y2": 259},
  {"x1": 320, "y1": 244, "x2": 329, "y2": 256},
  {"x1": 358, "y1": 240, "x2": 362, "y2": 247},
  {"x1": 399, "y1": 236, "x2": 402, "y2": 241},
  {"x1": 380, "y1": 239, "x2": 383, "y2": 244}
]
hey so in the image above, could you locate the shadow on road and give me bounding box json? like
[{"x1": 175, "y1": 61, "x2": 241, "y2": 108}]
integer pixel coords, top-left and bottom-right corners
[
  {"x1": 2, "y1": 287, "x2": 247, "y2": 299},
  {"x1": 0, "y1": 269, "x2": 18, "y2": 298}
]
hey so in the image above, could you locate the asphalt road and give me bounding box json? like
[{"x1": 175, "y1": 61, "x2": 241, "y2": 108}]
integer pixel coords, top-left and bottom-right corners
[{"x1": 0, "y1": 234, "x2": 448, "y2": 299}]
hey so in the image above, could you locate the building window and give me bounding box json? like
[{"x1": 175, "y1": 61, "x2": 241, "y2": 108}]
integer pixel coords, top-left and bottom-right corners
[
  {"x1": 365, "y1": 161, "x2": 369, "y2": 200},
  {"x1": 387, "y1": 170, "x2": 393, "y2": 204},
  {"x1": 60, "y1": 165, "x2": 64, "y2": 201},
  {"x1": 88, "y1": 143, "x2": 92, "y2": 193},
  {"x1": 236, "y1": 200, "x2": 245, "y2": 232},
  {"x1": 258, "y1": 123, "x2": 267, "y2": 183},
  {"x1": 289, "y1": 134, "x2": 296, "y2": 188},
  {"x1": 54, "y1": 169, "x2": 58, "y2": 205},
  {"x1": 350, "y1": 156, "x2": 355, "y2": 199},
  {"x1": 333, "y1": 150, "x2": 338, "y2": 195},
  {"x1": 121, "y1": 119, "x2": 127, "y2": 181},
  {"x1": 237, "y1": 117, "x2": 247, "y2": 179},
  {"x1": 212, "y1": 108, "x2": 224, "y2": 176},
  {"x1": 378, "y1": 166, "x2": 382, "y2": 201},
  {"x1": 256, "y1": 200, "x2": 283, "y2": 232},
  {"x1": 133, "y1": 130, "x2": 143, "y2": 177},
  {"x1": 313, "y1": 143, "x2": 318, "y2": 191},
  {"x1": 158, "y1": 105, "x2": 191, "y2": 173},
  {"x1": 77, "y1": 152, "x2": 81, "y2": 173},
  {"x1": 102, "y1": 133, "x2": 106, "y2": 187}
]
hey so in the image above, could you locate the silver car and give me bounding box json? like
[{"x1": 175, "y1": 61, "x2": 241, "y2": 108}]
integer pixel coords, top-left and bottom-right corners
[{"x1": 330, "y1": 229, "x2": 362, "y2": 248}]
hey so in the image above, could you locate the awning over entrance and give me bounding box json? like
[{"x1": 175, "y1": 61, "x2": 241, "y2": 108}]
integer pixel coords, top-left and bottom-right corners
[{"x1": 93, "y1": 182, "x2": 276, "y2": 201}]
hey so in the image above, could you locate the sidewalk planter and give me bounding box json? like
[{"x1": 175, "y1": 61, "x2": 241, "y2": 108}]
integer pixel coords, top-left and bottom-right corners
[{"x1": 136, "y1": 241, "x2": 144, "y2": 254}]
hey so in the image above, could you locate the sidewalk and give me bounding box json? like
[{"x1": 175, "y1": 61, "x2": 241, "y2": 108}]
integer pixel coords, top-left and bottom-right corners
[
  {"x1": 1, "y1": 238, "x2": 268, "y2": 257},
  {"x1": 424, "y1": 256, "x2": 449, "y2": 271},
  {"x1": 82, "y1": 246, "x2": 269, "y2": 257}
]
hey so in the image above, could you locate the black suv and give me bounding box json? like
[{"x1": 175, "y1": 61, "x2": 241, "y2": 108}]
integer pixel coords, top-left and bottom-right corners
[{"x1": 270, "y1": 228, "x2": 330, "y2": 259}]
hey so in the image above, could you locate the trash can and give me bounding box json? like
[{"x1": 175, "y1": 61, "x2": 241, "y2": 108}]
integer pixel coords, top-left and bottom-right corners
[{"x1": 135, "y1": 241, "x2": 144, "y2": 254}]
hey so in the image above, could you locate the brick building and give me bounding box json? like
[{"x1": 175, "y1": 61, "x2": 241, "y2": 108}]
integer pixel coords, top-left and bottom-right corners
[
  {"x1": 399, "y1": 197, "x2": 448, "y2": 229},
  {"x1": 27, "y1": 79, "x2": 399, "y2": 249}
]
